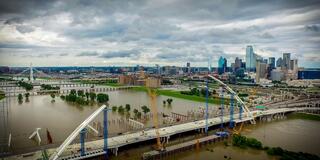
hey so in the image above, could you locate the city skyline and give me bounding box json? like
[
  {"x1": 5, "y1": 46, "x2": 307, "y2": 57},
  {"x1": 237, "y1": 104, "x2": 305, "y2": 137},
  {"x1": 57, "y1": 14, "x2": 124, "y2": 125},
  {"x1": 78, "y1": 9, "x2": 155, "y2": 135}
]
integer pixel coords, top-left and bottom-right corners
[{"x1": 0, "y1": 0, "x2": 320, "y2": 67}]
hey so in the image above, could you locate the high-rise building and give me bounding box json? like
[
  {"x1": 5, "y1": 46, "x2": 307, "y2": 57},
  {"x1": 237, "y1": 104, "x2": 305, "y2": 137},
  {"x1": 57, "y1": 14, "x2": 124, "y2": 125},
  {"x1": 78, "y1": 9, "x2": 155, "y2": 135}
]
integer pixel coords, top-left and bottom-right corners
[
  {"x1": 290, "y1": 60, "x2": 294, "y2": 70},
  {"x1": 256, "y1": 61, "x2": 267, "y2": 83},
  {"x1": 276, "y1": 57, "x2": 283, "y2": 67},
  {"x1": 246, "y1": 45, "x2": 256, "y2": 71},
  {"x1": 187, "y1": 62, "x2": 191, "y2": 74},
  {"x1": 218, "y1": 56, "x2": 227, "y2": 74},
  {"x1": 262, "y1": 59, "x2": 267, "y2": 64},
  {"x1": 155, "y1": 64, "x2": 161, "y2": 75},
  {"x1": 235, "y1": 57, "x2": 242, "y2": 71},
  {"x1": 268, "y1": 57, "x2": 275, "y2": 69},
  {"x1": 282, "y1": 53, "x2": 291, "y2": 70},
  {"x1": 293, "y1": 59, "x2": 298, "y2": 71},
  {"x1": 223, "y1": 58, "x2": 227, "y2": 72}
]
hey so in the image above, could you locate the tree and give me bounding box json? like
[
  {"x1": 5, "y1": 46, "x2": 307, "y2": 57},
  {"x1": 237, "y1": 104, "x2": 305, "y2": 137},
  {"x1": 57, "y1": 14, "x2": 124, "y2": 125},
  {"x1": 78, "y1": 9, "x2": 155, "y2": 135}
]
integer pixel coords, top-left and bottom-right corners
[
  {"x1": 96, "y1": 93, "x2": 109, "y2": 103},
  {"x1": 25, "y1": 92, "x2": 30, "y2": 99},
  {"x1": 133, "y1": 109, "x2": 138, "y2": 114},
  {"x1": 118, "y1": 105, "x2": 124, "y2": 114},
  {"x1": 70, "y1": 89, "x2": 76, "y2": 95},
  {"x1": 18, "y1": 93, "x2": 23, "y2": 103},
  {"x1": 50, "y1": 93, "x2": 55, "y2": 99},
  {"x1": 60, "y1": 95, "x2": 66, "y2": 100},
  {"x1": 112, "y1": 106, "x2": 117, "y2": 112},
  {"x1": 166, "y1": 98, "x2": 173, "y2": 105},
  {"x1": 77, "y1": 90, "x2": 84, "y2": 97},
  {"x1": 125, "y1": 104, "x2": 131, "y2": 112},
  {"x1": 137, "y1": 112, "x2": 142, "y2": 119},
  {"x1": 85, "y1": 92, "x2": 90, "y2": 100},
  {"x1": 50, "y1": 93, "x2": 56, "y2": 103},
  {"x1": 141, "y1": 105, "x2": 150, "y2": 115},
  {"x1": 89, "y1": 92, "x2": 96, "y2": 101}
]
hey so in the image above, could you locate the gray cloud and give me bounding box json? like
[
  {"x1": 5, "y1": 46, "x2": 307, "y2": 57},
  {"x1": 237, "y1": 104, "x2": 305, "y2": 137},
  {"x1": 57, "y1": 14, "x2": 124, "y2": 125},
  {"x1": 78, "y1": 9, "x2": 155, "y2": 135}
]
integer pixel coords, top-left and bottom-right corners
[
  {"x1": 59, "y1": 53, "x2": 69, "y2": 56},
  {"x1": 16, "y1": 25, "x2": 34, "y2": 33},
  {"x1": 76, "y1": 51, "x2": 99, "y2": 57},
  {"x1": 305, "y1": 24, "x2": 319, "y2": 32},
  {"x1": 0, "y1": 0, "x2": 319, "y2": 67},
  {"x1": 100, "y1": 50, "x2": 140, "y2": 59}
]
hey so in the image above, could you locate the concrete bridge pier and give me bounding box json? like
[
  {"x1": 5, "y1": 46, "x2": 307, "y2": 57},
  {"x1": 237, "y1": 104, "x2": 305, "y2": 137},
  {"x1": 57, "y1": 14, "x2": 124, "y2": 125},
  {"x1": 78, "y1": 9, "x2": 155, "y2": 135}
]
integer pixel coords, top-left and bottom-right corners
[{"x1": 111, "y1": 147, "x2": 118, "y2": 156}]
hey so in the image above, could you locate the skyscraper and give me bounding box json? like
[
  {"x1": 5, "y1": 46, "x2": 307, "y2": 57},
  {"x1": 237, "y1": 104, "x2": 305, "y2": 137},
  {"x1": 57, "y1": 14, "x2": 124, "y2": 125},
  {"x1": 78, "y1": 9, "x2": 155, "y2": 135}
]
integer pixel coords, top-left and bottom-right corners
[
  {"x1": 245, "y1": 45, "x2": 255, "y2": 71},
  {"x1": 256, "y1": 61, "x2": 267, "y2": 83},
  {"x1": 268, "y1": 57, "x2": 275, "y2": 69},
  {"x1": 223, "y1": 58, "x2": 227, "y2": 72},
  {"x1": 218, "y1": 56, "x2": 227, "y2": 74},
  {"x1": 235, "y1": 57, "x2": 242, "y2": 71},
  {"x1": 276, "y1": 57, "x2": 283, "y2": 67},
  {"x1": 283, "y1": 53, "x2": 291, "y2": 70},
  {"x1": 187, "y1": 62, "x2": 191, "y2": 74}
]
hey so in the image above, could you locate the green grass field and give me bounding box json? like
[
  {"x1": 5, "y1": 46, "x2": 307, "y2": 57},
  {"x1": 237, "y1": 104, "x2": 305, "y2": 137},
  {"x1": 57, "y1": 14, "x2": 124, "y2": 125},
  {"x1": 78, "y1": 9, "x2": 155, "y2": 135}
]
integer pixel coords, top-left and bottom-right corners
[{"x1": 131, "y1": 86, "x2": 226, "y2": 104}]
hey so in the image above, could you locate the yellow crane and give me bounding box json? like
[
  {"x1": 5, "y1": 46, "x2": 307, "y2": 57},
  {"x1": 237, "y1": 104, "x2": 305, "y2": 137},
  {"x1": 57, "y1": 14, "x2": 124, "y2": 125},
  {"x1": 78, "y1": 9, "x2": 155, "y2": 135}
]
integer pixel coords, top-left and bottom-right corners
[{"x1": 146, "y1": 88, "x2": 164, "y2": 151}]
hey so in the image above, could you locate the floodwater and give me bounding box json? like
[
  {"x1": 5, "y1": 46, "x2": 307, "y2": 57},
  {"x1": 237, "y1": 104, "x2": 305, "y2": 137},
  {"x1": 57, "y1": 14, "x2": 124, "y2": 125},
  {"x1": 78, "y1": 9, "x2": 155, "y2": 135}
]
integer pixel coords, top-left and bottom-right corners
[
  {"x1": 170, "y1": 118, "x2": 320, "y2": 160},
  {"x1": 3, "y1": 90, "x2": 218, "y2": 154},
  {"x1": 2, "y1": 89, "x2": 320, "y2": 159}
]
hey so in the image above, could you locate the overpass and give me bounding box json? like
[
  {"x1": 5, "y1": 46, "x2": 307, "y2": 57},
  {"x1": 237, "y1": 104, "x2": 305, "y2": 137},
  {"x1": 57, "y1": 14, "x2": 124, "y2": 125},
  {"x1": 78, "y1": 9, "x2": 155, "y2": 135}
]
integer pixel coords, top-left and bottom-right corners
[{"x1": 0, "y1": 85, "x2": 133, "y2": 97}]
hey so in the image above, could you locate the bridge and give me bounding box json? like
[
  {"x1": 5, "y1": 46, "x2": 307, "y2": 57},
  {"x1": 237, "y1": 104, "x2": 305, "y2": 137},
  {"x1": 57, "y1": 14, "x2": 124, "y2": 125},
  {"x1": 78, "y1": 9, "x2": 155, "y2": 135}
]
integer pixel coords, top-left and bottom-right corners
[{"x1": 0, "y1": 85, "x2": 133, "y2": 97}]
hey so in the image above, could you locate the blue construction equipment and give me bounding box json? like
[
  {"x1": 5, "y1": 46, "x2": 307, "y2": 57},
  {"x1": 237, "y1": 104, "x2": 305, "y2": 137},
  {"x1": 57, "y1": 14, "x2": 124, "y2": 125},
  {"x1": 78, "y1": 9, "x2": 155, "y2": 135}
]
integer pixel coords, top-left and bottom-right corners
[
  {"x1": 103, "y1": 108, "x2": 109, "y2": 159},
  {"x1": 229, "y1": 93, "x2": 234, "y2": 128},
  {"x1": 239, "y1": 104, "x2": 243, "y2": 120},
  {"x1": 80, "y1": 128, "x2": 87, "y2": 156},
  {"x1": 220, "y1": 87, "x2": 224, "y2": 129}
]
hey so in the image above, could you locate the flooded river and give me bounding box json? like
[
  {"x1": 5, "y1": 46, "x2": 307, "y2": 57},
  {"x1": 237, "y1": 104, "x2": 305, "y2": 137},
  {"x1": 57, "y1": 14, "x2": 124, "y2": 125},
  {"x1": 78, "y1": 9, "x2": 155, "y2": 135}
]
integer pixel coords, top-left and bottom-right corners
[
  {"x1": 3, "y1": 90, "x2": 217, "y2": 154},
  {"x1": 171, "y1": 118, "x2": 320, "y2": 160},
  {"x1": 2, "y1": 89, "x2": 319, "y2": 159}
]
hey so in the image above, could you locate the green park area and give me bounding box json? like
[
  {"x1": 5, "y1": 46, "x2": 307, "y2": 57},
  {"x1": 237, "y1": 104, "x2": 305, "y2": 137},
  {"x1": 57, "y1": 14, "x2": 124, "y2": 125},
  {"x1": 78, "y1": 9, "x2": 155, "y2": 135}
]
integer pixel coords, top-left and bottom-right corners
[{"x1": 131, "y1": 86, "x2": 229, "y2": 105}]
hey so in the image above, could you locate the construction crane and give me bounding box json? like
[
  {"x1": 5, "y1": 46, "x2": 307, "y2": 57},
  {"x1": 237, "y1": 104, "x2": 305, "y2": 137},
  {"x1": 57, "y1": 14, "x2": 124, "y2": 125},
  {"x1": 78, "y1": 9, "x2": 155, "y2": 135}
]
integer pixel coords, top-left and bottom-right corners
[{"x1": 146, "y1": 87, "x2": 164, "y2": 151}]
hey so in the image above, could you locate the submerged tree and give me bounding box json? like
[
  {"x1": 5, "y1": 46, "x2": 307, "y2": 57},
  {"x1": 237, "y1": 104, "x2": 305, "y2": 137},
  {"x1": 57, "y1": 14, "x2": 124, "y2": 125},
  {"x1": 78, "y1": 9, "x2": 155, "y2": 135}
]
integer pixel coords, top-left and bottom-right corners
[
  {"x1": 89, "y1": 92, "x2": 96, "y2": 101},
  {"x1": 112, "y1": 106, "x2": 117, "y2": 112},
  {"x1": 125, "y1": 104, "x2": 131, "y2": 112},
  {"x1": 18, "y1": 93, "x2": 23, "y2": 103},
  {"x1": 85, "y1": 92, "x2": 90, "y2": 101},
  {"x1": 50, "y1": 93, "x2": 56, "y2": 103},
  {"x1": 96, "y1": 93, "x2": 109, "y2": 104},
  {"x1": 25, "y1": 92, "x2": 30, "y2": 102},
  {"x1": 118, "y1": 105, "x2": 124, "y2": 114},
  {"x1": 141, "y1": 105, "x2": 150, "y2": 115}
]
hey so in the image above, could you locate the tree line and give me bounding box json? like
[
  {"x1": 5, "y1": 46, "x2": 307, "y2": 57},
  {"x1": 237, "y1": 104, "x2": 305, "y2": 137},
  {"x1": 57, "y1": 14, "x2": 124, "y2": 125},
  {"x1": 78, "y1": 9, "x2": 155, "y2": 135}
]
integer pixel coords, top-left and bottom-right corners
[{"x1": 60, "y1": 89, "x2": 109, "y2": 105}]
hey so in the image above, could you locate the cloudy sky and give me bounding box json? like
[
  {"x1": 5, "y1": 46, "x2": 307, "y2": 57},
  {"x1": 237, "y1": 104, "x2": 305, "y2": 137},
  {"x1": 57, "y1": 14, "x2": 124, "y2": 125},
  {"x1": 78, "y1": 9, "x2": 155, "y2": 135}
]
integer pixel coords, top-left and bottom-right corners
[{"x1": 0, "y1": 0, "x2": 319, "y2": 67}]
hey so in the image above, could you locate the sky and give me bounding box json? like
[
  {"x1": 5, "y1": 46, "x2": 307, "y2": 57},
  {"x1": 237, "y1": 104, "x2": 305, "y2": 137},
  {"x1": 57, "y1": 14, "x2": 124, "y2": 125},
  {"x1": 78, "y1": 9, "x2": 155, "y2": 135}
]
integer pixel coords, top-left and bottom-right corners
[{"x1": 0, "y1": 0, "x2": 319, "y2": 67}]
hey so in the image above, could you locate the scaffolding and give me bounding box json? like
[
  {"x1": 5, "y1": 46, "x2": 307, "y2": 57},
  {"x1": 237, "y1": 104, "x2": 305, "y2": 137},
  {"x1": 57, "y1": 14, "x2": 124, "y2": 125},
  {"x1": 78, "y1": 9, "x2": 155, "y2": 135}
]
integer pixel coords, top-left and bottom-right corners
[{"x1": 229, "y1": 93, "x2": 234, "y2": 128}]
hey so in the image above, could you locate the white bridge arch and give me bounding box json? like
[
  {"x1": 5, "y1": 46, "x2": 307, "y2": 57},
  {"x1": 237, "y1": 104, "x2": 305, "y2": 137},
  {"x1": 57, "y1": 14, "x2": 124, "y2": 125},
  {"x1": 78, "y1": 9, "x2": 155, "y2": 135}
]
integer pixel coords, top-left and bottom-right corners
[
  {"x1": 50, "y1": 105, "x2": 107, "y2": 160},
  {"x1": 207, "y1": 75, "x2": 256, "y2": 124}
]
